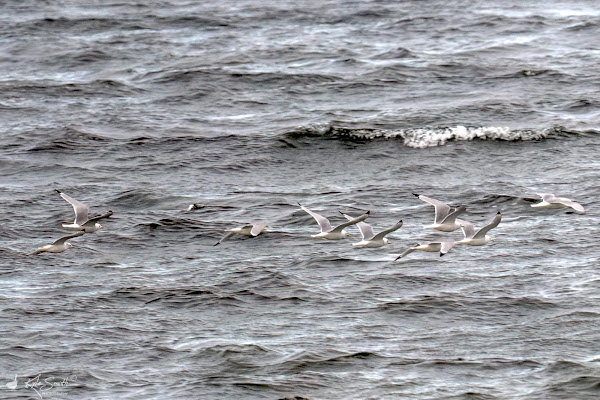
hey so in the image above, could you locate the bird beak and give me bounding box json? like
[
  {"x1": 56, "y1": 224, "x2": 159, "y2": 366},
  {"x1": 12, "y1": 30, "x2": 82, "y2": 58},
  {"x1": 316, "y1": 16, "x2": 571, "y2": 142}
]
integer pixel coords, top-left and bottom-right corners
[
  {"x1": 346, "y1": 233, "x2": 351, "y2": 237},
  {"x1": 99, "y1": 225, "x2": 105, "y2": 229},
  {"x1": 490, "y1": 238, "x2": 495, "y2": 242}
]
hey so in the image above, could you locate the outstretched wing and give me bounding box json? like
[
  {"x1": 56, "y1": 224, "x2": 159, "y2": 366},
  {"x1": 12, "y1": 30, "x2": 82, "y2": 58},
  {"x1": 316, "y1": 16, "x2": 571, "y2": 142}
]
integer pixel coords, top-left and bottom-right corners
[
  {"x1": 82, "y1": 210, "x2": 113, "y2": 227},
  {"x1": 395, "y1": 247, "x2": 415, "y2": 260},
  {"x1": 441, "y1": 205, "x2": 467, "y2": 224},
  {"x1": 299, "y1": 203, "x2": 333, "y2": 233},
  {"x1": 52, "y1": 231, "x2": 85, "y2": 245},
  {"x1": 214, "y1": 231, "x2": 236, "y2": 246},
  {"x1": 440, "y1": 241, "x2": 455, "y2": 255},
  {"x1": 413, "y1": 193, "x2": 451, "y2": 224},
  {"x1": 555, "y1": 198, "x2": 585, "y2": 213},
  {"x1": 331, "y1": 211, "x2": 370, "y2": 233},
  {"x1": 473, "y1": 212, "x2": 502, "y2": 239},
  {"x1": 371, "y1": 220, "x2": 403, "y2": 242},
  {"x1": 250, "y1": 222, "x2": 266, "y2": 236},
  {"x1": 458, "y1": 219, "x2": 476, "y2": 239},
  {"x1": 341, "y1": 212, "x2": 374, "y2": 240},
  {"x1": 57, "y1": 190, "x2": 89, "y2": 225}
]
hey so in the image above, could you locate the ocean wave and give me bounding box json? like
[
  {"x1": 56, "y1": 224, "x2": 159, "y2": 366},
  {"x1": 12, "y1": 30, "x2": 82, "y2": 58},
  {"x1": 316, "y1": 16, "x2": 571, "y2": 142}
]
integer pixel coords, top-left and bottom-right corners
[{"x1": 282, "y1": 125, "x2": 576, "y2": 148}]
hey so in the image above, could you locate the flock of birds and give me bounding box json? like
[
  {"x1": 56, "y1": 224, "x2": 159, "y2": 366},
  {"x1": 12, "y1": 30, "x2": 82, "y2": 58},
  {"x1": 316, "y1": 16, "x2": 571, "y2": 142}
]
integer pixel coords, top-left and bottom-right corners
[
  {"x1": 34, "y1": 190, "x2": 113, "y2": 254},
  {"x1": 35, "y1": 190, "x2": 585, "y2": 260}
]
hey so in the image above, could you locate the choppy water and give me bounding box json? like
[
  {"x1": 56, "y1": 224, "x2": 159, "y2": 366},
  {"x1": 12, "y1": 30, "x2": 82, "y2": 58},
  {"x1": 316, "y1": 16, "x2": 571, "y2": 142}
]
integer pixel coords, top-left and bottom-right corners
[{"x1": 1, "y1": 1, "x2": 600, "y2": 399}]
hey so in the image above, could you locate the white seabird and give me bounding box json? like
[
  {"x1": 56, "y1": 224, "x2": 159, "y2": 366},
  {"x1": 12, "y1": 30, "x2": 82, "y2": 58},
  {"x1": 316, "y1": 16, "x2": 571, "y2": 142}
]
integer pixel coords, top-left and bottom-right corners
[
  {"x1": 214, "y1": 222, "x2": 267, "y2": 246},
  {"x1": 531, "y1": 193, "x2": 585, "y2": 213},
  {"x1": 395, "y1": 240, "x2": 455, "y2": 260},
  {"x1": 56, "y1": 190, "x2": 113, "y2": 233},
  {"x1": 413, "y1": 193, "x2": 466, "y2": 232},
  {"x1": 456, "y1": 211, "x2": 502, "y2": 246},
  {"x1": 34, "y1": 231, "x2": 85, "y2": 254},
  {"x1": 298, "y1": 203, "x2": 369, "y2": 240},
  {"x1": 341, "y1": 212, "x2": 403, "y2": 248}
]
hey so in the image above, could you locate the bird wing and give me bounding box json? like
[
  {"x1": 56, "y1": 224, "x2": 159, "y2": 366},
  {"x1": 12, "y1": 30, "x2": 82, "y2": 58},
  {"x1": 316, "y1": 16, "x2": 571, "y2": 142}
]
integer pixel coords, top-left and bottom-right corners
[
  {"x1": 441, "y1": 205, "x2": 467, "y2": 224},
  {"x1": 440, "y1": 241, "x2": 455, "y2": 255},
  {"x1": 555, "y1": 198, "x2": 585, "y2": 212},
  {"x1": 341, "y1": 212, "x2": 374, "y2": 240},
  {"x1": 57, "y1": 190, "x2": 89, "y2": 225},
  {"x1": 395, "y1": 247, "x2": 415, "y2": 260},
  {"x1": 458, "y1": 219, "x2": 476, "y2": 239},
  {"x1": 371, "y1": 220, "x2": 403, "y2": 242},
  {"x1": 214, "y1": 231, "x2": 236, "y2": 246},
  {"x1": 82, "y1": 210, "x2": 113, "y2": 227},
  {"x1": 52, "y1": 231, "x2": 85, "y2": 245},
  {"x1": 250, "y1": 222, "x2": 266, "y2": 236},
  {"x1": 299, "y1": 203, "x2": 333, "y2": 233},
  {"x1": 331, "y1": 211, "x2": 370, "y2": 233},
  {"x1": 413, "y1": 193, "x2": 451, "y2": 224},
  {"x1": 473, "y1": 212, "x2": 502, "y2": 239}
]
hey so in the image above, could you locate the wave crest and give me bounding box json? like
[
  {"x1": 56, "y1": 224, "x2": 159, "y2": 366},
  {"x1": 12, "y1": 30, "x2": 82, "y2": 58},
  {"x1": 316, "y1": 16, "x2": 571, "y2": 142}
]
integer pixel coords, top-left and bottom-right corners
[
  {"x1": 283, "y1": 125, "x2": 552, "y2": 148},
  {"x1": 400, "y1": 126, "x2": 546, "y2": 148}
]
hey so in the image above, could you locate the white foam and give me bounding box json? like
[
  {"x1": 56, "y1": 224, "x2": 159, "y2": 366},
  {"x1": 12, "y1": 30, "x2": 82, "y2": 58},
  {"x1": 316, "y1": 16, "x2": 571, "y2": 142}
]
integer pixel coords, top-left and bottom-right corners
[
  {"x1": 290, "y1": 124, "x2": 551, "y2": 148},
  {"x1": 390, "y1": 126, "x2": 548, "y2": 148}
]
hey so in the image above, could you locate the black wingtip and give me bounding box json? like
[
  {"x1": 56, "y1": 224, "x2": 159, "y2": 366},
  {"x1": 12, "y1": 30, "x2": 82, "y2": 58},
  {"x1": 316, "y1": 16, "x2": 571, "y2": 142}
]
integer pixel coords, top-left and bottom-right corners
[
  {"x1": 394, "y1": 255, "x2": 402, "y2": 261},
  {"x1": 440, "y1": 252, "x2": 445, "y2": 257},
  {"x1": 497, "y1": 211, "x2": 501, "y2": 215},
  {"x1": 213, "y1": 242, "x2": 220, "y2": 246},
  {"x1": 365, "y1": 210, "x2": 370, "y2": 215},
  {"x1": 55, "y1": 189, "x2": 61, "y2": 194},
  {"x1": 412, "y1": 193, "x2": 419, "y2": 197}
]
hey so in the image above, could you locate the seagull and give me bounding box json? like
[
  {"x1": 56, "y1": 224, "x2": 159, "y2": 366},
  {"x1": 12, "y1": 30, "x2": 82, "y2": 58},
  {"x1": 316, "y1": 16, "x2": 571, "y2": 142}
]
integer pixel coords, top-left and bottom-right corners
[
  {"x1": 413, "y1": 193, "x2": 466, "y2": 232},
  {"x1": 187, "y1": 203, "x2": 203, "y2": 211},
  {"x1": 531, "y1": 193, "x2": 585, "y2": 213},
  {"x1": 456, "y1": 211, "x2": 502, "y2": 246},
  {"x1": 5, "y1": 375, "x2": 17, "y2": 390},
  {"x1": 56, "y1": 190, "x2": 113, "y2": 233},
  {"x1": 395, "y1": 241, "x2": 455, "y2": 260},
  {"x1": 341, "y1": 212, "x2": 403, "y2": 247},
  {"x1": 34, "y1": 231, "x2": 85, "y2": 254},
  {"x1": 298, "y1": 203, "x2": 370, "y2": 240},
  {"x1": 214, "y1": 222, "x2": 267, "y2": 246}
]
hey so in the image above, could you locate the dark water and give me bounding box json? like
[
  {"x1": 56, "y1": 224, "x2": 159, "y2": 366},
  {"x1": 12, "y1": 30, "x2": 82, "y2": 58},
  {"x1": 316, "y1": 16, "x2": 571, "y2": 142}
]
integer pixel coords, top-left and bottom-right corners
[{"x1": 1, "y1": 1, "x2": 600, "y2": 399}]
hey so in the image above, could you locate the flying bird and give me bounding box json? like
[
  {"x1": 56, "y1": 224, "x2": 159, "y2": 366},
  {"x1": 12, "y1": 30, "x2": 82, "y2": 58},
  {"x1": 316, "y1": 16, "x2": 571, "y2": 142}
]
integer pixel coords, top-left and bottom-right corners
[
  {"x1": 395, "y1": 241, "x2": 455, "y2": 260},
  {"x1": 34, "y1": 231, "x2": 85, "y2": 255},
  {"x1": 298, "y1": 203, "x2": 369, "y2": 240},
  {"x1": 56, "y1": 190, "x2": 113, "y2": 233},
  {"x1": 413, "y1": 193, "x2": 467, "y2": 232},
  {"x1": 413, "y1": 193, "x2": 466, "y2": 232},
  {"x1": 456, "y1": 212, "x2": 502, "y2": 246},
  {"x1": 531, "y1": 193, "x2": 585, "y2": 213},
  {"x1": 214, "y1": 222, "x2": 267, "y2": 246},
  {"x1": 341, "y1": 212, "x2": 403, "y2": 248}
]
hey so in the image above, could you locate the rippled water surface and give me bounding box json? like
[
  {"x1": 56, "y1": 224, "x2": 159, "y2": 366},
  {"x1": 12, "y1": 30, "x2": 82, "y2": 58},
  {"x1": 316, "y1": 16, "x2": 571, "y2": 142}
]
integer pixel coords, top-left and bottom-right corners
[{"x1": 1, "y1": 1, "x2": 599, "y2": 399}]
